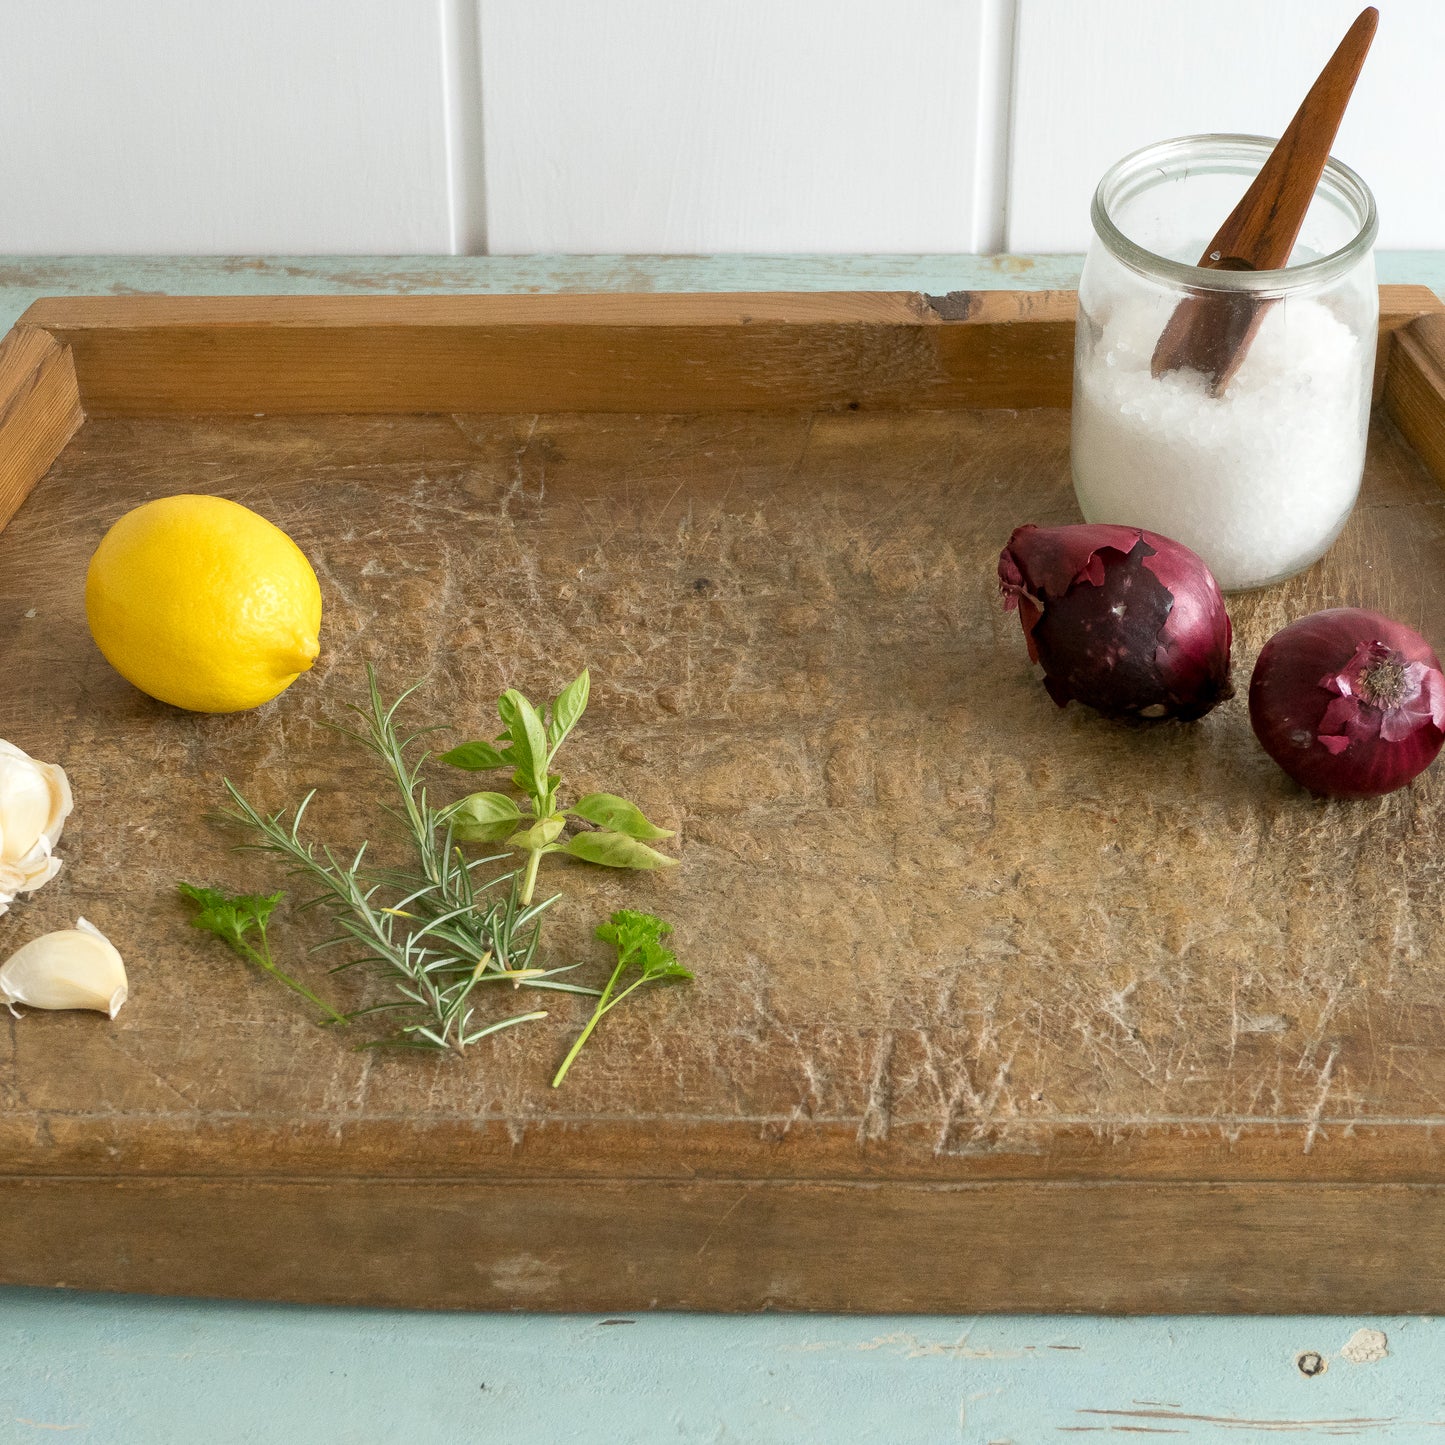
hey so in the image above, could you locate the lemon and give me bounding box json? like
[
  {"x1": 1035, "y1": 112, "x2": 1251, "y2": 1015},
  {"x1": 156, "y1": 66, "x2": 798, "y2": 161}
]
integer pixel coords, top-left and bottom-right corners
[{"x1": 86, "y1": 495, "x2": 322, "y2": 713}]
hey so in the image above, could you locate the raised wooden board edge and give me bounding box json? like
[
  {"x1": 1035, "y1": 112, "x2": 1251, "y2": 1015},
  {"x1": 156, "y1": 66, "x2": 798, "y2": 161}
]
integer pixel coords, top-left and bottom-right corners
[
  {"x1": 5, "y1": 282, "x2": 1438, "y2": 424},
  {"x1": 8, "y1": 1176, "x2": 1445, "y2": 1315},
  {"x1": 1383, "y1": 309, "x2": 1445, "y2": 480},
  {"x1": 0, "y1": 323, "x2": 83, "y2": 534}
]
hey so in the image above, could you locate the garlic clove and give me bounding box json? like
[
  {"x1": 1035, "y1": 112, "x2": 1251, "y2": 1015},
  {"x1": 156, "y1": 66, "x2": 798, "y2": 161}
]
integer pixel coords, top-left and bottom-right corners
[
  {"x1": 0, "y1": 752, "x2": 49, "y2": 863},
  {"x1": 0, "y1": 841, "x2": 59, "y2": 919},
  {"x1": 0, "y1": 741, "x2": 74, "y2": 918},
  {"x1": 0, "y1": 917, "x2": 128, "y2": 1018},
  {"x1": 0, "y1": 740, "x2": 72, "y2": 858},
  {"x1": 40, "y1": 761, "x2": 73, "y2": 851}
]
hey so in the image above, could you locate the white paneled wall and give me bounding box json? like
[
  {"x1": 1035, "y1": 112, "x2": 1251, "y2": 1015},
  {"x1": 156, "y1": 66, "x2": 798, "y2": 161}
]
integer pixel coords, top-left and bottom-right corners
[
  {"x1": 0, "y1": 0, "x2": 1439, "y2": 254},
  {"x1": 0, "y1": 0, "x2": 457, "y2": 253},
  {"x1": 480, "y1": 0, "x2": 995, "y2": 253}
]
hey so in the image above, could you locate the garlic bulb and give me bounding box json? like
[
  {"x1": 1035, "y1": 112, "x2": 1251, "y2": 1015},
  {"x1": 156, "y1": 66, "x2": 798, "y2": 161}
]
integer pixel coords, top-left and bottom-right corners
[
  {"x1": 0, "y1": 739, "x2": 73, "y2": 916},
  {"x1": 0, "y1": 918, "x2": 127, "y2": 1018}
]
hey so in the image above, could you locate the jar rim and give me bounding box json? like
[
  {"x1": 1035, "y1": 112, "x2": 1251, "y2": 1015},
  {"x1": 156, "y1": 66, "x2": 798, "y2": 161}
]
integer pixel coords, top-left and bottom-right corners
[{"x1": 1090, "y1": 133, "x2": 1378, "y2": 293}]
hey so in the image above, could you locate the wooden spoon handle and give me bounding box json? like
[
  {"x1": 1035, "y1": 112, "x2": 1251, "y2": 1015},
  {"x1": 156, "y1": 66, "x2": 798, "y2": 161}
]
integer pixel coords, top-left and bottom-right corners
[
  {"x1": 1202, "y1": 6, "x2": 1377, "y2": 272},
  {"x1": 1150, "y1": 7, "x2": 1378, "y2": 393}
]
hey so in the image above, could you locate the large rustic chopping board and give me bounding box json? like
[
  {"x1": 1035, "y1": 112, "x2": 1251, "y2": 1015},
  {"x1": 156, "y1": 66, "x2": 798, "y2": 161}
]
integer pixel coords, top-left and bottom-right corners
[{"x1": 2, "y1": 291, "x2": 1445, "y2": 1312}]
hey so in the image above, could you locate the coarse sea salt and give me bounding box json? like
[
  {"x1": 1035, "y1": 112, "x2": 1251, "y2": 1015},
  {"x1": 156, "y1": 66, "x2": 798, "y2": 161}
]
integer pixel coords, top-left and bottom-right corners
[{"x1": 1071, "y1": 293, "x2": 1372, "y2": 591}]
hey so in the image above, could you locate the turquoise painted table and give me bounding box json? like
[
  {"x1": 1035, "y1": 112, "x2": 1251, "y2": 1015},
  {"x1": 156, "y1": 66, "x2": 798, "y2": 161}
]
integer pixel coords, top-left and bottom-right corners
[{"x1": 2, "y1": 254, "x2": 1442, "y2": 1444}]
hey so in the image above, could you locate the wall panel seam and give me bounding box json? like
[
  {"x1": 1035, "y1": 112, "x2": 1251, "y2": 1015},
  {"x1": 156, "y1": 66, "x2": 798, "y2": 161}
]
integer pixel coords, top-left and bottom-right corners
[
  {"x1": 440, "y1": 0, "x2": 487, "y2": 254},
  {"x1": 974, "y1": 0, "x2": 1020, "y2": 253}
]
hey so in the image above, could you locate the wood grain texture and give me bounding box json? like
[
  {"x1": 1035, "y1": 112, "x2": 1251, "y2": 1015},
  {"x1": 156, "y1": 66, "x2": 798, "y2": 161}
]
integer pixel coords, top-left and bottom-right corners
[
  {"x1": 0, "y1": 326, "x2": 83, "y2": 534},
  {"x1": 14, "y1": 287, "x2": 1437, "y2": 419},
  {"x1": 2, "y1": 407, "x2": 1445, "y2": 1307},
  {"x1": 5, "y1": 1177, "x2": 1445, "y2": 1314},
  {"x1": 23, "y1": 291, "x2": 1070, "y2": 415},
  {"x1": 2, "y1": 288, "x2": 1445, "y2": 1310}
]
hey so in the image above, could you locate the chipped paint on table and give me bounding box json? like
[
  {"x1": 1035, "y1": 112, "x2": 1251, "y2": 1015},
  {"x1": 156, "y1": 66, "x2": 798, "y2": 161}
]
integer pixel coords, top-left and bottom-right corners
[
  {"x1": 0, "y1": 1290, "x2": 1435, "y2": 1442},
  {"x1": 2, "y1": 252, "x2": 1444, "y2": 337},
  {"x1": 3, "y1": 254, "x2": 1443, "y2": 1438}
]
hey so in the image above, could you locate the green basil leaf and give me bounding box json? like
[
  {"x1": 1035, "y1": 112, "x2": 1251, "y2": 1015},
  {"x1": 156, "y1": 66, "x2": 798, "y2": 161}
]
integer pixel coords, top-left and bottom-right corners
[
  {"x1": 439, "y1": 740, "x2": 509, "y2": 771},
  {"x1": 450, "y1": 791, "x2": 525, "y2": 843},
  {"x1": 548, "y1": 670, "x2": 590, "y2": 753},
  {"x1": 570, "y1": 792, "x2": 673, "y2": 840},
  {"x1": 447, "y1": 790, "x2": 522, "y2": 844},
  {"x1": 449, "y1": 791, "x2": 522, "y2": 827},
  {"x1": 498, "y1": 689, "x2": 549, "y2": 802},
  {"x1": 452, "y1": 817, "x2": 519, "y2": 845},
  {"x1": 561, "y1": 831, "x2": 678, "y2": 871},
  {"x1": 506, "y1": 814, "x2": 566, "y2": 851}
]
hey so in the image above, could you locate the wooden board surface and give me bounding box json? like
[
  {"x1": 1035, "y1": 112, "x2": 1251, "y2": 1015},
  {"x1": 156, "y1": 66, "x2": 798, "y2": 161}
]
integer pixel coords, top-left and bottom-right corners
[{"x1": 4, "y1": 289, "x2": 1445, "y2": 1311}]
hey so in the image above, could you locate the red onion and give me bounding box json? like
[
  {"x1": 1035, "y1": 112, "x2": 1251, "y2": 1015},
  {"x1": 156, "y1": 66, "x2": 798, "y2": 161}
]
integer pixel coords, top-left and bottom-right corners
[
  {"x1": 998, "y1": 523, "x2": 1233, "y2": 721},
  {"x1": 1249, "y1": 608, "x2": 1445, "y2": 798}
]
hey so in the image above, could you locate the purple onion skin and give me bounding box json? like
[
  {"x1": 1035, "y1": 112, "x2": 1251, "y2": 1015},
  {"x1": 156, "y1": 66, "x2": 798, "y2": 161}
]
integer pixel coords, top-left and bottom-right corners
[
  {"x1": 1249, "y1": 608, "x2": 1445, "y2": 799},
  {"x1": 998, "y1": 523, "x2": 1233, "y2": 721}
]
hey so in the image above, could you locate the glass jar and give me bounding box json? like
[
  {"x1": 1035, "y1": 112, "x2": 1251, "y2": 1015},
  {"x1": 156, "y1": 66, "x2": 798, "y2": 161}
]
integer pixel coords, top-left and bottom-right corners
[{"x1": 1072, "y1": 133, "x2": 1378, "y2": 592}]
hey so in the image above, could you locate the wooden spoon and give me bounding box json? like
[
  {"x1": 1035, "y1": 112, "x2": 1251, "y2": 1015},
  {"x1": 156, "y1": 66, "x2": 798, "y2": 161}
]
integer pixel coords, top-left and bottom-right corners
[{"x1": 1150, "y1": 6, "x2": 1378, "y2": 396}]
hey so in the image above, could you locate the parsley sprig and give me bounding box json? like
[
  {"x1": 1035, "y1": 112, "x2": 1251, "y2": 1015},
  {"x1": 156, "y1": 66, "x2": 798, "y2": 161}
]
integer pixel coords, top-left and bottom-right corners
[
  {"x1": 177, "y1": 882, "x2": 347, "y2": 1024},
  {"x1": 551, "y1": 910, "x2": 692, "y2": 1088}
]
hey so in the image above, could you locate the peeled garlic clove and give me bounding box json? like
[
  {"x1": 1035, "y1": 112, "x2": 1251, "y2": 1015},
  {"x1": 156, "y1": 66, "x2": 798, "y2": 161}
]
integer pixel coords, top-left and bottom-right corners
[
  {"x1": 0, "y1": 739, "x2": 74, "y2": 917},
  {"x1": 0, "y1": 917, "x2": 127, "y2": 1018}
]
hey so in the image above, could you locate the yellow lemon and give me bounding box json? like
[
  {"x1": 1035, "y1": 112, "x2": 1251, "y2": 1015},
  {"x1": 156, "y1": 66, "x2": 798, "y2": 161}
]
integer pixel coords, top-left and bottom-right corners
[{"x1": 85, "y1": 495, "x2": 322, "y2": 713}]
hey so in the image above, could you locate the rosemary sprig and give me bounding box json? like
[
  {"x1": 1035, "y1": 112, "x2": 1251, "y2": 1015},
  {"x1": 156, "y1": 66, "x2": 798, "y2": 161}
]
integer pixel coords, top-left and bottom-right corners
[{"x1": 218, "y1": 669, "x2": 596, "y2": 1052}]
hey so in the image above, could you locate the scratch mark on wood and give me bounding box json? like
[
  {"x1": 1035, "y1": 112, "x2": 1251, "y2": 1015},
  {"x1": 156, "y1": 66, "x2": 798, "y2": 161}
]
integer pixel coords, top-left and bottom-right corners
[
  {"x1": 855, "y1": 1031, "x2": 895, "y2": 1146},
  {"x1": 1303, "y1": 1045, "x2": 1341, "y2": 1155},
  {"x1": 693, "y1": 1188, "x2": 751, "y2": 1260}
]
